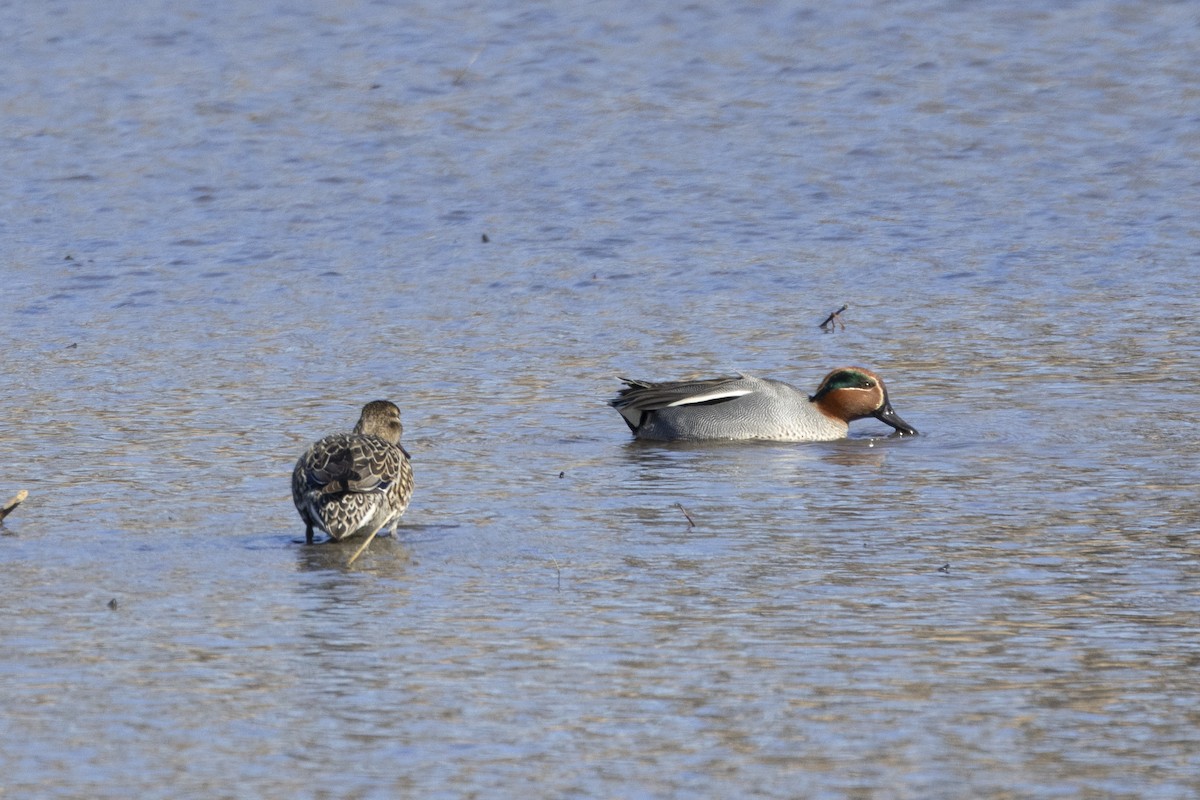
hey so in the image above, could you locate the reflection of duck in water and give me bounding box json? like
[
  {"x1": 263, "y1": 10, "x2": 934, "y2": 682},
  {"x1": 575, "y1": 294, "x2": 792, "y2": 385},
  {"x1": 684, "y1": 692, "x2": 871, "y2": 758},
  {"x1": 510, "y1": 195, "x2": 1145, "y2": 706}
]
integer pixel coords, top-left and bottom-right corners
[
  {"x1": 611, "y1": 367, "x2": 918, "y2": 442},
  {"x1": 292, "y1": 401, "x2": 414, "y2": 562}
]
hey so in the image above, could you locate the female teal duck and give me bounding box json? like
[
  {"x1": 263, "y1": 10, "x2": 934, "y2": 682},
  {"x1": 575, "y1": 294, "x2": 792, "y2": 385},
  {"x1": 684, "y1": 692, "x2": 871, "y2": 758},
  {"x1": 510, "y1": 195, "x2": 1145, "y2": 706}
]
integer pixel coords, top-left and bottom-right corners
[
  {"x1": 611, "y1": 367, "x2": 917, "y2": 442},
  {"x1": 292, "y1": 400, "x2": 415, "y2": 547}
]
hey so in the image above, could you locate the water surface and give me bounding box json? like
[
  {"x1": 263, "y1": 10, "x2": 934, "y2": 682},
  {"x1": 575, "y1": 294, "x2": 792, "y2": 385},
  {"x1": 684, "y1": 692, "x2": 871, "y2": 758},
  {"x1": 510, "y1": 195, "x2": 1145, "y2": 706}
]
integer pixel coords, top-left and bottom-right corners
[{"x1": 2, "y1": 1, "x2": 1199, "y2": 797}]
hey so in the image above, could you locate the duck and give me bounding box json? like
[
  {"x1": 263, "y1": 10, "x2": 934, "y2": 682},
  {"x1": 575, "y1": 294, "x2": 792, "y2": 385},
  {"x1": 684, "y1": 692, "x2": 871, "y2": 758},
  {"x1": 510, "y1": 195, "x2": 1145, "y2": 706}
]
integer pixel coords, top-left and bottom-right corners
[
  {"x1": 610, "y1": 366, "x2": 917, "y2": 442},
  {"x1": 292, "y1": 400, "x2": 414, "y2": 558}
]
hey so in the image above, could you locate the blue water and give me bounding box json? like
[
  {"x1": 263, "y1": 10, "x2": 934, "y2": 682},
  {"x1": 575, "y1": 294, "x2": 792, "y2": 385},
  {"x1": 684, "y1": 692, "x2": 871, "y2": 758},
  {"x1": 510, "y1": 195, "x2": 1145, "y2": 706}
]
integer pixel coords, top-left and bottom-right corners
[{"x1": 2, "y1": 1, "x2": 1199, "y2": 797}]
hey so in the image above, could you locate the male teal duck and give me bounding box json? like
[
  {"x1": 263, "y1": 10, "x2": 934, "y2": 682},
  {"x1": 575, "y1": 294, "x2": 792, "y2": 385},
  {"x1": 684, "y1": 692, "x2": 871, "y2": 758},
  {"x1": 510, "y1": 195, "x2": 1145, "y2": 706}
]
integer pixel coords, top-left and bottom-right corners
[
  {"x1": 611, "y1": 366, "x2": 917, "y2": 442},
  {"x1": 292, "y1": 400, "x2": 415, "y2": 546}
]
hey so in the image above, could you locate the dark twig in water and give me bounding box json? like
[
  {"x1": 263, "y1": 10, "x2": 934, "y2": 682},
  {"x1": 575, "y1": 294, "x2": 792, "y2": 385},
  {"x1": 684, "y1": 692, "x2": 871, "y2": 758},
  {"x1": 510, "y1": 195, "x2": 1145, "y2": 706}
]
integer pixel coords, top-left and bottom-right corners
[
  {"x1": 1, "y1": 490, "x2": 27, "y2": 522},
  {"x1": 452, "y1": 45, "x2": 487, "y2": 85},
  {"x1": 675, "y1": 502, "x2": 696, "y2": 528},
  {"x1": 819, "y1": 304, "x2": 848, "y2": 331}
]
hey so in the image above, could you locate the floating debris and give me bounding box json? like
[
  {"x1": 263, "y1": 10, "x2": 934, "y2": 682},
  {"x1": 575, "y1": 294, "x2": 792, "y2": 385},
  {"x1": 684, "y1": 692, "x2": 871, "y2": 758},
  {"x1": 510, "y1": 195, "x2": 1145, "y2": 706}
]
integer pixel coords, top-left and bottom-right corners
[
  {"x1": 0, "y1": 490, "x2": 27, "y2": 523},
  {"x1": 346, "y1": 530, "x2": 378, "y2": 567},
  {"x1": 674, "y1": 502, "x2": 696, "y2": 528},
  {"x1": 452, "y1": 44, "x2": 487, "y2": 86},
  {"x1": 819, "y1": 303, "x2": 848, "y2": 331}
]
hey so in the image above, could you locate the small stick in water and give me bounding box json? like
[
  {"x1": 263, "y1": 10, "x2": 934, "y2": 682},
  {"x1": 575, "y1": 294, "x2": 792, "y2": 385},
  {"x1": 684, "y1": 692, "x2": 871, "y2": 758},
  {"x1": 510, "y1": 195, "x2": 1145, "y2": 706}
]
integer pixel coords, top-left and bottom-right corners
[
  {"x1": 346, "y1": 529, "x2": 380, "y2": 566},
  {"x1": 819, "y1": 304, "x2": 848, "y2": 331},
  {"x1": 675, "y1": 502, "x2": 696, "y2": 528},
  {"x1": 1, "y1": 490, "x2": 28, "y2": 522},
  {"x1": 452, "y1": 45, "x2": 487, "y2": 85}
]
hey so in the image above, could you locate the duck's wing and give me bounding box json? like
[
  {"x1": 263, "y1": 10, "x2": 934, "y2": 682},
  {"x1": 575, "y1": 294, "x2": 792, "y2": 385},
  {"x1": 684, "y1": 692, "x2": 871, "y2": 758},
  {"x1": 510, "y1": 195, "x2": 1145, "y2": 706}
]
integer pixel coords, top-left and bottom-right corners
[
  {"x1": 296, "y1": 433, "x2": 404, "y2": 496},
  {"x1": 610, "y1": 375, "x2": 756, "y2": 429}
]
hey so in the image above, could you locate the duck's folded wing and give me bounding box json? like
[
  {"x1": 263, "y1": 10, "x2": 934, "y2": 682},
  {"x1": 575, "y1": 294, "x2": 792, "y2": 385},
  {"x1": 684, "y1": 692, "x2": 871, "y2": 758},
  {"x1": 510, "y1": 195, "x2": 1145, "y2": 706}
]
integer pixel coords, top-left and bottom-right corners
[
  {"x1": 610, "y1": 375, "x2": 754, "y2": 428},
  {"x1": 300, "y1": 434, "x2": 403, "y2": 495}
]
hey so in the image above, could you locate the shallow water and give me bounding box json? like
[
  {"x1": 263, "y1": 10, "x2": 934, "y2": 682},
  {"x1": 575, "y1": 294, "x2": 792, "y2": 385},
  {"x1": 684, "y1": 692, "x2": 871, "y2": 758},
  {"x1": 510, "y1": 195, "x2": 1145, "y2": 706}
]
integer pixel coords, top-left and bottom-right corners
[{"x1": 3, "y1": 0, "x2": 1200, "y2": 797}]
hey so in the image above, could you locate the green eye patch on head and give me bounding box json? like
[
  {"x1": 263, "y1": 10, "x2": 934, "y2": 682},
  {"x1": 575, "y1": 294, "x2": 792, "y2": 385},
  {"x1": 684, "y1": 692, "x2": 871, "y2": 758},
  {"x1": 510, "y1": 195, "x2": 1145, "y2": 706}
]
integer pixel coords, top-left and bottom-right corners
[{"x1": 810, "y1": 369, "x2": 876, "y2": 401}]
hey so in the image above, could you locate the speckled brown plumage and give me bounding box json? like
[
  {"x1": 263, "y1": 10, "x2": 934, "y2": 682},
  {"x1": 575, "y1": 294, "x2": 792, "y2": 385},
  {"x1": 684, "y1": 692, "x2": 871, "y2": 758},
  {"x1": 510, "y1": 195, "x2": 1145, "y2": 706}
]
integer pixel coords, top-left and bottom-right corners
[{"x1": 292, "y1": 400, "x2": 414, "y2": 545}]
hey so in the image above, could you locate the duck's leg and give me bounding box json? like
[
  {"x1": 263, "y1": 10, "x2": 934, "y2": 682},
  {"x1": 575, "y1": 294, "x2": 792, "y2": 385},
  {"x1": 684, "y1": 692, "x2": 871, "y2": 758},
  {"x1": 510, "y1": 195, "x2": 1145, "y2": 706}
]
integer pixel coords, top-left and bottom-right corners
[{"x1": 292, "y1": 521, "x2": 317, "y2": 545}]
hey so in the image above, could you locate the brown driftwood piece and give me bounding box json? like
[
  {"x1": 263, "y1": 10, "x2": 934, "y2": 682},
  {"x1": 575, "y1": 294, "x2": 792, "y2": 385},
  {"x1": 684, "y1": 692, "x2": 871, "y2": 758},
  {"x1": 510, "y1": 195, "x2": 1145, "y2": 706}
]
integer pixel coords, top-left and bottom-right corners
[
  {"x1": 1, "y1": 490, "x2": 28, "y2": 522},
  {"x1": 819, "y1": 304, "x2": 849, "y2": 331}
]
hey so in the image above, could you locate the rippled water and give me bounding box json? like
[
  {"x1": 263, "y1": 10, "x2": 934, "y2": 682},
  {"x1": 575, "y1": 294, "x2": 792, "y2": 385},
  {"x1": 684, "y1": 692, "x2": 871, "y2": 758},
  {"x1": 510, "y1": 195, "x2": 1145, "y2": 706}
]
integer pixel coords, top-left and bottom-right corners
[{"x1": 3, "y1": 0, "x2": 1200, "y2": 797}]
